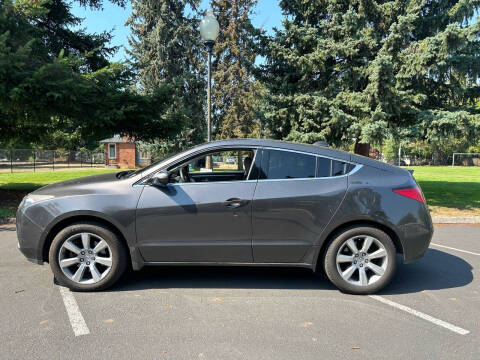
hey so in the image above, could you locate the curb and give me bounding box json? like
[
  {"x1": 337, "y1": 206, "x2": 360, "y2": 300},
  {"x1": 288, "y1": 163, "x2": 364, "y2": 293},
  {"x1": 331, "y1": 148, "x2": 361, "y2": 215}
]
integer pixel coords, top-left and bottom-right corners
[
  {"x1": 432, "y1": 216, "x2": 480, "y2": 224},
  {"x1": 0, "y1": 218, "x2": 15, "y2": 226}
]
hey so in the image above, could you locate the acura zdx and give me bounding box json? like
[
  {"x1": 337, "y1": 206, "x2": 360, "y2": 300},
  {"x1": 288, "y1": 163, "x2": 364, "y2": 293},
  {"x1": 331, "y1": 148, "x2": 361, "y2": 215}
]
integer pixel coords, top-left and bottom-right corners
[{"x1": 17, "y1": 139, "x2": 433, "y2": 294}]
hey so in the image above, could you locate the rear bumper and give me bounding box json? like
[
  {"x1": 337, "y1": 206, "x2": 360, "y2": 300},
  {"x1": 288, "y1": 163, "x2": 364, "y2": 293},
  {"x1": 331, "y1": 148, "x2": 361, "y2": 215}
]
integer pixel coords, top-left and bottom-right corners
[
  {"x1": 16, "y1": 208, "x2": 44, "y2": 265},
  {"x1": 398, "y1": 219, "x2": 433, "y2": 263}
]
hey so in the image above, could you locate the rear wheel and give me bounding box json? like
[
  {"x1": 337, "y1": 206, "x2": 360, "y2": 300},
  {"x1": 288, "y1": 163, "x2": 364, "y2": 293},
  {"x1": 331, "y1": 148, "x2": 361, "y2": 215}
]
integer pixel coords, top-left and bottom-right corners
[
  {"x1": 49, "y1": 222, "x2": 128, "y2": 291},
  {"x1": 323, "y1": 226, "x2": 396, "y2": 294}
]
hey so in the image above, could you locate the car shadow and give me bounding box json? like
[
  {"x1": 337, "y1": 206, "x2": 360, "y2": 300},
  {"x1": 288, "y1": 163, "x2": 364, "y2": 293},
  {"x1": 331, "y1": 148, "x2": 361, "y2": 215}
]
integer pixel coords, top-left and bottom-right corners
[
  {"x1": 111, "y1": 266, "x2": 336, "y2": 292},
  {"x1": 379, "y1": 248, "x2": 474, "y2": 295},
  {"x1": 109, "y1": 248, "x2": 473, "y2": 294}
]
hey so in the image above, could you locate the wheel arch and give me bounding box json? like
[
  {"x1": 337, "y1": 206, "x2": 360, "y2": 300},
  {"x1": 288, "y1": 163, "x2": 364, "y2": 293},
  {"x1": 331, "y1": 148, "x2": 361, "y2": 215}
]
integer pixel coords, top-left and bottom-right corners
[
  {"x1": 314, "y1": 220, "x2": 403, "y2": 273},
  {"x1": 41, "y1": 214, "x2": 130, "y2": 263}
]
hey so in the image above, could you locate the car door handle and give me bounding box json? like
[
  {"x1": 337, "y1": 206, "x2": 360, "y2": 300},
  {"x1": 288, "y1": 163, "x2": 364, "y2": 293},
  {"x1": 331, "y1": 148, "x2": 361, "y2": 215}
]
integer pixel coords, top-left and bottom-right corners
[{"x1": 224, "y1": 198, "x2": 247, "y2": 208}]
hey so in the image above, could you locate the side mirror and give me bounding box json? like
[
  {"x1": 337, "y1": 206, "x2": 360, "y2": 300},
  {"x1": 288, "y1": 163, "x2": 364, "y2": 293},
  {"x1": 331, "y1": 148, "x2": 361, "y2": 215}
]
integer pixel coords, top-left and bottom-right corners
[{"x1": 150, "y1": 170, "x2": 169, "y2": 187}]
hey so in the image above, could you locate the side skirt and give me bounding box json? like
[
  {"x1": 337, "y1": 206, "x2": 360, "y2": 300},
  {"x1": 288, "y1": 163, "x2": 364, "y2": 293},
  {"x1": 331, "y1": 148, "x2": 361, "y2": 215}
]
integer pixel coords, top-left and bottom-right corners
[{"x1": 141, "y1": 261, "x2": 314, "y2": 270}]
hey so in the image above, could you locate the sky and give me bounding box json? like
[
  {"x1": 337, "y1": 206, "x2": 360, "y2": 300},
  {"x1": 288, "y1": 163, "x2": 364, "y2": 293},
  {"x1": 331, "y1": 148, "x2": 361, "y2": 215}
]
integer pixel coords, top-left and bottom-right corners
[{"x1": 70, "y1": 0, "x2": 283, "y2": 62}]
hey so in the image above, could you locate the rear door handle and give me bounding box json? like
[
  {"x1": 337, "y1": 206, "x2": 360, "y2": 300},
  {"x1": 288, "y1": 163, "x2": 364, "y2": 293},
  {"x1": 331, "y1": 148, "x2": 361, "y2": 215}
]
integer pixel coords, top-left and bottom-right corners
[{"x1": 224, "y1": 198, "x2": 247, "y2": 208}]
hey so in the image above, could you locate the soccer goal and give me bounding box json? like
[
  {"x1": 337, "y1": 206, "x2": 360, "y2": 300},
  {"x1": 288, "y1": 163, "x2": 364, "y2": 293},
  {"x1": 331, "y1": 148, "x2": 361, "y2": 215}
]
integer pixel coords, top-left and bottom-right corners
[{"x1": 452, "y1": 153, "x2": 480, "y2": 166}]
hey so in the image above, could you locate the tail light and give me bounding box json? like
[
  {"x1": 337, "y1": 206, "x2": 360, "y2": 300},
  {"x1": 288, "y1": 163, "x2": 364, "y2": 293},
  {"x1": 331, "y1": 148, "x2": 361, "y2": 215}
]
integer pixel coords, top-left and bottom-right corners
[{"x1": 392, "y1": 187, "x2": 425, "y2": 203}]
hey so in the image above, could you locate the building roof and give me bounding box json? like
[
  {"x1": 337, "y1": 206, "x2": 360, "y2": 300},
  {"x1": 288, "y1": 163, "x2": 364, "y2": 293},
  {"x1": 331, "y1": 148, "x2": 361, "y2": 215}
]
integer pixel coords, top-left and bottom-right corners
[{"x1": 99, "y1": 135, "x2": 134, "y2": 144}]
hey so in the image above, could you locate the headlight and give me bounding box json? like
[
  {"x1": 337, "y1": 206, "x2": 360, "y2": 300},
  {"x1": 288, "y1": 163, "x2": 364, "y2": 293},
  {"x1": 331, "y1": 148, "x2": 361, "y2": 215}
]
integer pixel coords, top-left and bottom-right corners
[{"x1": 23, "y1": 194, "x2": 54, "y2": 207}]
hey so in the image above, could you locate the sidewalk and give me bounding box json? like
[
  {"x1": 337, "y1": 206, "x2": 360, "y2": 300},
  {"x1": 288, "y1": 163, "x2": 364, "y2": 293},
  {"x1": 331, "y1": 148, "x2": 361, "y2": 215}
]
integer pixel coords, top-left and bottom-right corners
[{"x1": 432, "y1": 216, "x2": 480, "y2": 224}]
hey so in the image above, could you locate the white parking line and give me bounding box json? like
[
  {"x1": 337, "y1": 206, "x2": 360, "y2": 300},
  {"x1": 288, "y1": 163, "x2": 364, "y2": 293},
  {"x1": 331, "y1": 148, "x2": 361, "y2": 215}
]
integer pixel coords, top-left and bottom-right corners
[
  {"x1": 369, "y1": 295, "x2": 470, "y2": 335},
  {"x1": 59, "y1": 286, "x2": 90, "y2": 336},
  {"x1": 430, "y1": 243, "x2": 480, "y2": 256}
]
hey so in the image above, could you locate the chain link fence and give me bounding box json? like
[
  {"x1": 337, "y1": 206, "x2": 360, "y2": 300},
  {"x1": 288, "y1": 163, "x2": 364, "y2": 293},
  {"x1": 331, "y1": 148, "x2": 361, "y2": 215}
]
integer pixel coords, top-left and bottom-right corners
[{"x1": 0, "y1": 149, "x2": 105, "y2": 172}]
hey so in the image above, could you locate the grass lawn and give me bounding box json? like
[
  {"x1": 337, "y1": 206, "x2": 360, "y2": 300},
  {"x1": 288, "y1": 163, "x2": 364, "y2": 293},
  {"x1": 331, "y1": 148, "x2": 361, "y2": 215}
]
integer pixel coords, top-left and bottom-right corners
[
  {"x1": 406, "y1": 166, "x2": 480, "y2": 217},
  {"x1": 0, "y1": 169, "x2": 120, "y2": 220}
]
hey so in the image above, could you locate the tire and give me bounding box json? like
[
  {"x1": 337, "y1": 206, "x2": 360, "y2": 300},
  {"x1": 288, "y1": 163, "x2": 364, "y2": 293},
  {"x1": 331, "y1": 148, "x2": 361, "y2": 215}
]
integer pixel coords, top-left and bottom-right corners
[
  {"x1": 49, "y1": 222, "x2": 128, "y2": 292},
  {"x1": 323, "y1": 226, "x2": 396, "y2": 295}
]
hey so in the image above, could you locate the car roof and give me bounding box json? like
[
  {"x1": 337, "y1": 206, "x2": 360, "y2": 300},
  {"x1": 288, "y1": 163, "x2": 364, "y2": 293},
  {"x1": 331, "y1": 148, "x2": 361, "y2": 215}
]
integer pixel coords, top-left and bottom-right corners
[
  {"x1": 196, "y1": 139, "x2": 406, "y2": 174},
  {"x1": 137, "y1": 138, "x2": 405, "y2": 179},
  {"x1": 192, "y1": 138, "x2": 352, "y2": 162}
]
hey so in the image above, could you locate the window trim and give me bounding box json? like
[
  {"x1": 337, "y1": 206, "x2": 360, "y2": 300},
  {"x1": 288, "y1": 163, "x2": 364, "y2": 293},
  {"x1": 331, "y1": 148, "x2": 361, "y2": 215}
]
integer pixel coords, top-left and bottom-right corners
[
  {"x1": 259, "y1": 148, "x2": 317, "y2": 181},
  {"x1": 257, "y1": 147, "x2": 360, "y2": 182},
  {"x1": 108, "y1": 143, "x2": 116, "y2": 159},
  {"x1": 135, "y1": 145, "x2": 361, "y2": 186},
  {"x1": 138, "y1": 146, "x2": 260, "y2": 186}
]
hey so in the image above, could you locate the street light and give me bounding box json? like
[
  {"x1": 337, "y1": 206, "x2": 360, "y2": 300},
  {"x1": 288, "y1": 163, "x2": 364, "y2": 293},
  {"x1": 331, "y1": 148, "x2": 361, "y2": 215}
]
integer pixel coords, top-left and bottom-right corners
[{"x1": 200, "y1": 9, "x2": 219, "y2": 143}]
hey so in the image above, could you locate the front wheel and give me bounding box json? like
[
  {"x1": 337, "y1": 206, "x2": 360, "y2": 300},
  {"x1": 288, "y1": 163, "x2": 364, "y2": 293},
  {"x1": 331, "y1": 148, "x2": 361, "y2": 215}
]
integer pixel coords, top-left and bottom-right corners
[
  {"x1": 49, "y1": 222, "x2": 128, "y2": 291},
  {"x1": 323, "y1": 226, "x2": 397, "y2": 295}
]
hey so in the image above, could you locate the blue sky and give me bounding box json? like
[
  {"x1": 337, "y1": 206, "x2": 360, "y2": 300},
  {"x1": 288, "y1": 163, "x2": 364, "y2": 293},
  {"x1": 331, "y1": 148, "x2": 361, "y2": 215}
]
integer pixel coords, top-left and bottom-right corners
[{"x1": 70, "y1": 0, "x2": 283, "y2": 62}]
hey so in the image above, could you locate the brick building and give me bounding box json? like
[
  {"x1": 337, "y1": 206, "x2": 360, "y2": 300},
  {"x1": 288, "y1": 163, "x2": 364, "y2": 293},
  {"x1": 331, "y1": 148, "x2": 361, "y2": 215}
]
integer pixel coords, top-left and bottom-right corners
[{"x1": 99, "y1": 135, "x2": 150, "y2": 169}]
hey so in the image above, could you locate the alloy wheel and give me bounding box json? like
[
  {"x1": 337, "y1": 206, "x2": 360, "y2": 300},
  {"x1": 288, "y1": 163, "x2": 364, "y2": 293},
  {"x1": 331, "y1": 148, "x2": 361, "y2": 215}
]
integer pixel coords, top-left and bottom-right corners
[
  {"x1": 58, "y1": 232, "x2": 113, "y2": 284},
  {"x1": 335, "y1": 235, "x2": 388, "y2": 286}
]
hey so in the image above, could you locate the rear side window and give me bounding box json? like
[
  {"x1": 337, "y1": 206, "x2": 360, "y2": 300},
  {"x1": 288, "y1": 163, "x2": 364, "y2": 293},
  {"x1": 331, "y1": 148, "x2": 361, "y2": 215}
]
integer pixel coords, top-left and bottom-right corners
[
  {"x1": 260, "y1": 150, "x2": 316, "y2": 179},
  {"x1": 331, "y1": 160, "x2": 355, "y2": 176},
  {"x1": 331, "y1": 160, "x2": 346, "y2": 176},
  {"x1": 316, "y1": 157, "x2": 331, "y2": 177}
]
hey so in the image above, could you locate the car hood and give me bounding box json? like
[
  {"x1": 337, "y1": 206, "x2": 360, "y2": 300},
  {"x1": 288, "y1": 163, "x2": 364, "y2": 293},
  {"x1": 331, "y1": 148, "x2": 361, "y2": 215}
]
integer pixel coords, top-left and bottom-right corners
[{"x1": 32, "y1": 172, "x2": 122, "y2": 197}]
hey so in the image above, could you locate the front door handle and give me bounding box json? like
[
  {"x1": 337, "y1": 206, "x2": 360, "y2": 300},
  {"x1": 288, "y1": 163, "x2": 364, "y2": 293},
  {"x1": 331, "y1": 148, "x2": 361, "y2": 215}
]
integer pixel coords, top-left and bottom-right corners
[{"x1": 224, "y1": 198, "x2": 247, "y2": 208}]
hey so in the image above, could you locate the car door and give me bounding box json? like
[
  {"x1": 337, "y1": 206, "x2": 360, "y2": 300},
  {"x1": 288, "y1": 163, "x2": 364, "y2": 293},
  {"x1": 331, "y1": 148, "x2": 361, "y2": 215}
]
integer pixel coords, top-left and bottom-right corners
[
  {"x1": 135, "y1": 148, "x2": 258, "y2": 263},
  {"x1": 252, "y1": 148, "x2": 348, "y2": 263}
]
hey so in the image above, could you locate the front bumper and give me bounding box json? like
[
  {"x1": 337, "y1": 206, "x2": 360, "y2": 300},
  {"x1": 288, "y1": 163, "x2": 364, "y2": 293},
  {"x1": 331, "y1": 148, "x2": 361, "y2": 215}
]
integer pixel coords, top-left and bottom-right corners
[{"x1": 16, "y1": 208, "x2": 44, "y2": 265}]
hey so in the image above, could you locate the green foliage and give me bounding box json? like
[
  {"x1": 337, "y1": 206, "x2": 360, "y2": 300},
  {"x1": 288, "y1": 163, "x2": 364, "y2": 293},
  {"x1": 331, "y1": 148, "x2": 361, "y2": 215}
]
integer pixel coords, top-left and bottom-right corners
[
  {"x1": 381, "y1": 136, "x2": 480, "y2": 164},
  {"x1": 211, "y1": 0, "x2": 262, "y2": 139},
  {"x1": 261, "y1": 0, "x2": 480, "y2": 152},
  {"x1": 127, "y1": 0, "x2": 206, "y2": 153},
  {"x1": 0, "y1": 0, "x2": 181, "y2": 148}
]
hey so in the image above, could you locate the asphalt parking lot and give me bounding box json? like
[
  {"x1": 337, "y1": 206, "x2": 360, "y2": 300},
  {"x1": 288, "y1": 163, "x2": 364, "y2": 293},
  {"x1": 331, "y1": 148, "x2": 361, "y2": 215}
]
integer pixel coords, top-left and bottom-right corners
[{"x1": 1, "y1": 225, "x2": 479, "y2": 359}]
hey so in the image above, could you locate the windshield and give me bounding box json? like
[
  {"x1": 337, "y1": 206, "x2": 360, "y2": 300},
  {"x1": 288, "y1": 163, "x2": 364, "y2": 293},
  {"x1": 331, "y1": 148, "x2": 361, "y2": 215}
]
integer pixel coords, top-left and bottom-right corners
[{"x1": 122, "y1": 152, "x2": 178, "y2": 178}]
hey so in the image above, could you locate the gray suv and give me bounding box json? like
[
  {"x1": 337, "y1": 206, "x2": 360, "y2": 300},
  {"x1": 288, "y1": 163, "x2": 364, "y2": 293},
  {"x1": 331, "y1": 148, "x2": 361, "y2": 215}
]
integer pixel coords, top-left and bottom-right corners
[{"x1": 16, "y1": 139, "x2": 433, "y2": 294}]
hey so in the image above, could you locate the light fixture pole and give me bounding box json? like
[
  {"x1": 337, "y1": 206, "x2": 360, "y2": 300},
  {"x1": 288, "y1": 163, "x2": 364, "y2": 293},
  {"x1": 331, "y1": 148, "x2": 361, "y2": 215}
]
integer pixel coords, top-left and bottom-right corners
[{"x1": 200, "y1": 9, "x2": 219, "y2": 143}]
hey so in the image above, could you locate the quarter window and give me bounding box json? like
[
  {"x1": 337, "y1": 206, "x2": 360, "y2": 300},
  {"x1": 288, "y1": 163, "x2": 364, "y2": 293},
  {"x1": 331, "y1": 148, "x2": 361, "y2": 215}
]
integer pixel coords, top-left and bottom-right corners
[
  {"x1": 260, "y1": 150, "x2": 316, "y2": 179},
  {"x1": 331, "y1": 160, "x2": 348, "y2": 176}
]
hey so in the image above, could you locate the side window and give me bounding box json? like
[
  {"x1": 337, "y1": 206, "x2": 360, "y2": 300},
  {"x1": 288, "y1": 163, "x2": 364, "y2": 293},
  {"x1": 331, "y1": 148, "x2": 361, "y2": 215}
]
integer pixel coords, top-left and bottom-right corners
[
  {"x1": 331, "y1": 160, "x2": 351, "y2": 176},
  {"x1": 168, "y1": 149, "x2": 257, "y2": 183},
  {"x1": 260, "y1": 150, "x2": 316, "y2": 180},
  {"x1": 316, "y1": 157, "x2": 331, "y2": 177},
  {"x1": 188, "y1": 150, "x2": 254, "y2": 174}
]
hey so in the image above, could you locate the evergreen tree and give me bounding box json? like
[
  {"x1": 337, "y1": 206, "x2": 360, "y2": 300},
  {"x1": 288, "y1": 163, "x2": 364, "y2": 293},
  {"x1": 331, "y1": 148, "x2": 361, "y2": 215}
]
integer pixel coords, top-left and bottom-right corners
[
  {"x1": 127, "y1": 0, "x2": 206, "y2": 152},
  {"x1": 262, "y1": 0, "x2": 480, "y2": 155},
  {"x1": 0, "y1": 0, "x2": 180, "y2": 146},
  {"x1": 210, "y1": 0, "x2": 262, "y2": 139}
]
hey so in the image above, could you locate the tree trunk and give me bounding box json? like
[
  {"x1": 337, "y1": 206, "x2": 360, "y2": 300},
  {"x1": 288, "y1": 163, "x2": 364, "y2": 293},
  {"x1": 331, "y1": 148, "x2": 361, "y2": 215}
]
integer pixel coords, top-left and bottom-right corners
[{"x1": 354, "y1": 140, "x2": 370, "y2": 157}]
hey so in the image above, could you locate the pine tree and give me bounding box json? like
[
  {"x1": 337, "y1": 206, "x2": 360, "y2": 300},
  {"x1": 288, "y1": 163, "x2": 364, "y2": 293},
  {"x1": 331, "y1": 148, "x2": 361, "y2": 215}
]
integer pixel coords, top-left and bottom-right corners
[
  {"x1": 210, "y1": 0, "x2": 261, "y2": 139},
  {"x1": 127, "y1": 0, "x2": 206, "y2": 153},
  {"x1": 0, "y1": 0, "x2": 179, "y2": 146},
  {"x1": 262, "y1": 0, "x2": 480, "y2": 155}
]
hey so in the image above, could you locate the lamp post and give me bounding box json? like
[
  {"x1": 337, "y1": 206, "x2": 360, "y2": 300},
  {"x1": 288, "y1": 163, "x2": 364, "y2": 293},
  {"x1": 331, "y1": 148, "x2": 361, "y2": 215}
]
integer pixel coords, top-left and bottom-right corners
[{"x1": 200, "y1": 9, "x2": 219, "y2": 143}]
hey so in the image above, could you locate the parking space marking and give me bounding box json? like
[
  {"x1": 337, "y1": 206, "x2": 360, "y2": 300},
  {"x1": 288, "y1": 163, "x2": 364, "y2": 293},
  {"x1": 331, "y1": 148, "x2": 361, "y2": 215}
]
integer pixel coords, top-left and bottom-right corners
[
  {"x1": 431, "y1": 243, "x2": 480, "y2": 256},
  {"x1": 59, "y1": 286, "x2": 90, "y2": 336},
  {"x1": 369, "y1": 295, "x2": 470, "y2": 335}
]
